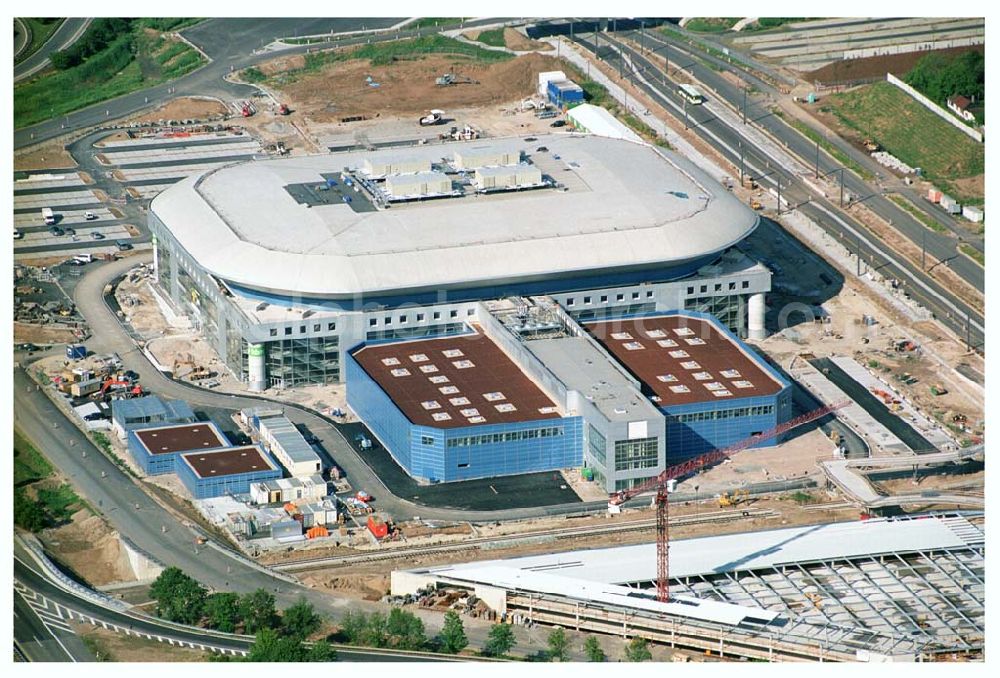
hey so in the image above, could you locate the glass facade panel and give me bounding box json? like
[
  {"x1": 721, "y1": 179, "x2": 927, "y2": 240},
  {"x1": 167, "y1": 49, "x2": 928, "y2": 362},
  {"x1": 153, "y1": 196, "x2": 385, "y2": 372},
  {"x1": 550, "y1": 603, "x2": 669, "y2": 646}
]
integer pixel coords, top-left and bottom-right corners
[
  {"x1": 614, "y1": 437, "x2": 659, "y2": 472},
  {"x1": 686, "y1": 294, "x2": 745, "y2": 336},
  {"x1": 588, "y1": 424, "x2": 607, "y2": 466},
  {"x1": 265, "y1": 336, "x2": 340, "y2": 387}
]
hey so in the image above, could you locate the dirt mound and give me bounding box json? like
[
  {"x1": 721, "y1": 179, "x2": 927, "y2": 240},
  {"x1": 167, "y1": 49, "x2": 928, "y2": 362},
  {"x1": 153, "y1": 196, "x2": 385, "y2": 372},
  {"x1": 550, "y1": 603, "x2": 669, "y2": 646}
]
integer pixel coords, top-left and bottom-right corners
[
  {"x1": 300, "y1": 572, "x2": 389, "y2": 601},
  {"x1": 259, "y1": 54, "x2": 306, "y2": 76},
  {"x1": 806, "y1": 45, "x2": 983, "y2": 85},
  {"x1": 277, "y1": 52, "x2": 564, "y2": 122},
  {"x1": 504, "y1": 27, "x2": 553, "y2": 52},
  {"x1": 43, "y1": 510, "x2": 137, "y2": 586}
]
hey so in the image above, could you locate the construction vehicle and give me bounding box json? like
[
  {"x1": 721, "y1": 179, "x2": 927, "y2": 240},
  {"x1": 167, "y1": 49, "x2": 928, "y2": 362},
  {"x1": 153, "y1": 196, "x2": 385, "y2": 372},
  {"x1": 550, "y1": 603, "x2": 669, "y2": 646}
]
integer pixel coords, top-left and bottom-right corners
[
  {"x1": 718, "y1": 489, "x2": 749, "y2": 508},
  {"x1": 863, "y1": 138, "x2": 880, "y2": 152},
  {"x1": 930, "y1": 384, "x2": 948, "y2": 396},
  {"x1": 750, "y1": 199, "x2": 763, "y2": 210},
  {"x1": 436, "y1": 73, "x2": 478, "y2": 86},
  {"x1": 277, "y1": 103, "x2": 290, "y2": 116},
  {"x1": 608, "y1": 401, "x2": 848, "y2": 603},
  {"x1": 419, "y1": 109, "x2": 445, "y2": 126},
  {"x1": 195, "y1": 536, "x2": 208, "y2": 545}
]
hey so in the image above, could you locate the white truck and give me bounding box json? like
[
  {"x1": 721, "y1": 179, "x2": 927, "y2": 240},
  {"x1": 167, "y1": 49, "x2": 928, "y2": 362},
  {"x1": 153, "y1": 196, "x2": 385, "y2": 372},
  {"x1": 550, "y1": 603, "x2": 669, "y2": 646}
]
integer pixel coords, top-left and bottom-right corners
[{"x1": 41, "y1": 207, "x2": 55, "y2": 225}]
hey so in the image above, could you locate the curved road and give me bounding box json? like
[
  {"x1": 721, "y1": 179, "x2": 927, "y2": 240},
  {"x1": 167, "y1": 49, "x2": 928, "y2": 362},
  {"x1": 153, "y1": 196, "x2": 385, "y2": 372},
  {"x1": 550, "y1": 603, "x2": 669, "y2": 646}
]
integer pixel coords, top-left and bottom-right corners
[
  {"x1": 13, "y1": 18, "x2": 402, "y2": 145},
  {"x1": 72, "y1": 254, "x2": 601, "y2": 523},
  {"x1": 14, "y1": 18, "x2": 92, "y2": 83}
]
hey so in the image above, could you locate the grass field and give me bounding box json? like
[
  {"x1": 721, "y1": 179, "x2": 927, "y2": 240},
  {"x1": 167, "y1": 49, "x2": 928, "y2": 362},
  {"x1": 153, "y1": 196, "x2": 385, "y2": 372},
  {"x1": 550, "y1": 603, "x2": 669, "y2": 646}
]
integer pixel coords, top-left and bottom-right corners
[
  {"x1": 474, "y1": 28, "x2": 506, "y2": 47},
  {"x1": 253, "y1": 35, "x2": 512, "y2": 87},
  {"x1": 683, "y1": 18, "x2": 739, "y2": 33},
  {"x1": 16, "y1": 18, "x2": 65, "y2": 63},
  {"x1": 14, "y1": 26, "x2": 205, "y2": 129},
  {"x1": 14, "y1": 431, "x2": 53, "y2": 486},
  {"x1": 823, "y1": 82, "x2": 984, "y2": 198}
]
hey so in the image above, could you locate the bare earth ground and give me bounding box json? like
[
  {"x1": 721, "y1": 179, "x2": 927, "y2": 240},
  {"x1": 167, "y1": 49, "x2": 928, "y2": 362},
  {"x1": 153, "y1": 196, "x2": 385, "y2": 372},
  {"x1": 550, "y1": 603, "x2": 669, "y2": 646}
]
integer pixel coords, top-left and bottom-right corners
[
  {"x1": 14, "y1": 137, "x2": 77, "y2": 170},
  {"x1": 503, "y1": 27, "x2": 553, "y2": 52},
  {"x1": 805, "y1": 46, "x2": 984, "y2": 84},
  {"x1": 41, "y1": 509, "x2": 137, "y2": 586},
  {"x1": 75, "y1": 623, "x2": 211, "y2": 662},
  {"x1": 275, "y1": 52, "x2": 564, "y2": 122},
  {"x1": 14, "y1": 321, "x2": 80, "y2": 344},
  {"x1": 122, "y1": 96, "x2": 230, "y2": 124}
]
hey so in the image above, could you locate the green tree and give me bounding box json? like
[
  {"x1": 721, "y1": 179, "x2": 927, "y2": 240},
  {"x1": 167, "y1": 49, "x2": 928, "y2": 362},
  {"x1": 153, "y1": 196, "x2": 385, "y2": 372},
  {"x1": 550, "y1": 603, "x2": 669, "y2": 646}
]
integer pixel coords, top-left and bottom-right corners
[
  {"x1": 244, "y1": 628, "x2": 335, "y2": 662},
  {"x1": 438, "y1": 610, "x2": 468, "y2": 654},
  {"x1": 584, "y1": 635, "x2": 606, "y2": 662},
  {"x1": 386, "y1": 607, "x2": 426, "y2": 650},
  {"x1": 338, "y1": 610, "x2": 368, "y2": 644},
  {"x1": 359, "y1": 611, "x2": 388, "y2": 648},
  {"x1": 483, "y1": 623, "x2": 516, "y2": 657},
  {"x1": 149, "y1": 567, "x2": 207, "y2": 624},
  {"x1": 203, "y1": 592, "x2": 241, "y2": 633},
  {"x1": 624, "y1": 636, "x2": 652, "y2": 662},
  {"x1": 239, "y1": 589, "x2": 278, "y2": 633},
  {"x1": 13, "y1": 489, "x2": 47, "y2": 531},
  {"x1": 546, "y1": 626, "x2": 569, "y2": 661},
  {"x1": 281, "y1": 597, "x2": 322, "y2": 639}
]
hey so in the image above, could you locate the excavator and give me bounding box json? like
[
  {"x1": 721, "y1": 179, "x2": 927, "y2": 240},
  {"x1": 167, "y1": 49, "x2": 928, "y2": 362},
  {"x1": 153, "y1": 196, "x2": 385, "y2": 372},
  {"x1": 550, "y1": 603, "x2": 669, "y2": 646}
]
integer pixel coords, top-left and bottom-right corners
[{"x1": 718, "y1": 489, "x2": 749, "y2": 508}]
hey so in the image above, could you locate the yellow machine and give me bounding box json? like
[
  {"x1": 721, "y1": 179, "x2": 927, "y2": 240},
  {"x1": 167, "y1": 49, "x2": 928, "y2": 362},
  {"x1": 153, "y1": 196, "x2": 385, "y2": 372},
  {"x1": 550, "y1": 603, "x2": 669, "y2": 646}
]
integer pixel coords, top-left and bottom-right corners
[
  {"x1": 750, "y1": 199, "x2": 763, "y2": 210},
  {"x1": 718, "y1": 489, "x2": 749, "y2": 508}
]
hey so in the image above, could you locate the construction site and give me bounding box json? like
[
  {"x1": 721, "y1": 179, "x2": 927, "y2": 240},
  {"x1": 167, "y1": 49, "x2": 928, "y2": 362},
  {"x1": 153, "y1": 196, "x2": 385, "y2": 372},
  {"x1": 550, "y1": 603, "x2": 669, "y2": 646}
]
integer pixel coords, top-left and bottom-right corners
[{"x1": 13, "y1": 19, "x2": 986, "y2": 664}]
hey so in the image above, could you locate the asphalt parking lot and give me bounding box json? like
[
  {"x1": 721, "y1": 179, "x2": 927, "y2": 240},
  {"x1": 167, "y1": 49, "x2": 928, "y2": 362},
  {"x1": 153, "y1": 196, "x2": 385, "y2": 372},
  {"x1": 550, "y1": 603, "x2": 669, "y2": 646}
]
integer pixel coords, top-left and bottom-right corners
[{"x1": 337, "y1": 422, "x2": 583, "y2": 511}]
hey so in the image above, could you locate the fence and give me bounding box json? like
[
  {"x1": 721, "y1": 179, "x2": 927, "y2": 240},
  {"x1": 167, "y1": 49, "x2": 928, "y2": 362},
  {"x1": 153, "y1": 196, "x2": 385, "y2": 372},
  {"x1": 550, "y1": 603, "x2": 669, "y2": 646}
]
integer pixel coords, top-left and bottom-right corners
[{"x1": 885, "y1": 73, "x2": 983, "y2": 143}]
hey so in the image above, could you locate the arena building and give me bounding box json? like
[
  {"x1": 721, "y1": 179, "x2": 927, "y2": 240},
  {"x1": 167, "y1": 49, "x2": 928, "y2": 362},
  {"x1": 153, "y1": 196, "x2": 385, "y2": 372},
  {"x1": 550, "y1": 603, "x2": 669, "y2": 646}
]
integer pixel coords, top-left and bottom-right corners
[
  {"x1": 149, "y1": 133, "x2": 769, "y2": 392},
  {"x1": 347, "y1": 303, "x2": 789, "y2": 489}
]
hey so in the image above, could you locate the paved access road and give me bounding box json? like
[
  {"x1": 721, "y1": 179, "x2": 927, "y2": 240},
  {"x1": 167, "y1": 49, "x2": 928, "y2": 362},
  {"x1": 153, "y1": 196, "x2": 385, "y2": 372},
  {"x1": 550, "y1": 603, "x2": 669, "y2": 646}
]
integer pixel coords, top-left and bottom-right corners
[
  {"x1": 14, "y1": 18, "x2": 93, "y2": 83},
  {"x1": 13, "y1": 18, "x2": 404, "y2": 147},
  {"x1": 14, "y1": 586, "x2": 93, "y2": 661},
  {"x1": 577, "y1": 31, "x2": 983, "y2": 352},
  {"x1": 634, "y1": 28, "x2": 985, "y2": 282}
]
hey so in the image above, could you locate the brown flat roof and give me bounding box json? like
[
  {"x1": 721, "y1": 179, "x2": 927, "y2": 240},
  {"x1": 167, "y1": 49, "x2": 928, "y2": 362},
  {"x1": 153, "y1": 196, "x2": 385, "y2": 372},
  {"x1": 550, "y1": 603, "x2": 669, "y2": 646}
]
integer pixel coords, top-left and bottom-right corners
[
  {"x1": 134, "y1": 422, "x2": 228, "y2": 455},
  {"x1": 180, "y1": 446, "x2": 277, "y2": 479},
  {"x1": 584, "y1": 314, "x2": 784, "y2": 407},
  {"x1": 351, "y1": 327, "x2": 561, "y2": 429}
]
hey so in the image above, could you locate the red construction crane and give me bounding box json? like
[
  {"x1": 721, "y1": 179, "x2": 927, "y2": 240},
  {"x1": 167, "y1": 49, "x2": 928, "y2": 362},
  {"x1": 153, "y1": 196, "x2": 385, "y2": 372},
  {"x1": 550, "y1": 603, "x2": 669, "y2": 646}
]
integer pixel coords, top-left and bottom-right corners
[{"x1": 609, "y1": 401, "x2": 850, "y2": 603}]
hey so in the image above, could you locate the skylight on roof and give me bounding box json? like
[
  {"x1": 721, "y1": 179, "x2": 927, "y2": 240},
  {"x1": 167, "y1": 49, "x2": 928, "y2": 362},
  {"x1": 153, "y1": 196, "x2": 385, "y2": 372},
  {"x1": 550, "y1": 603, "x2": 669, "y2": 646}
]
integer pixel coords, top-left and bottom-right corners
[
  {"x1": 460, "y1": 408, "x2": 481, "y2": 417},
  {"x1": 390, "y1": 368, "x2": 411, "y2": 377},
  {"x1": 432, "y1": 412, "x2": 452, "y2": 421},
  {"x1": 713, "y1": 390, "x2": 733, "y2": 397},
  {"x1": 429, "y1": 375, "x2": 450, "y2": 384},
  {"x1": 623, "y1": 342, "x2": 645, "y2": 351},
  {"x1": 721, "y1": 369, "x2": 741, "y2": 379},
  {"x1": 381, "y1": 357, "x2": 401, "y2": 366},
  {"x1": 419, "y1": 364, "x2": 439, "y2": 373},
  {"x1": 704, "y1": 382, "x2": 725, "y2": 391},
  {"x1": 449, "y1": 397, "x2": 471, "y2": 406},
  {"x1": 409, "y1": 353, "x2": 429, "y2": 363},
  {"x1": 685, "y1": 337, "x2": 706, "y2": 346},
  {"x1": 668, "y1": 349, "x2": 690, "y2": 359},
  {"x1": 442, "y1": 349, "x2": 464, "y2": 358},
  {"x1": 656, "y1": 339, "x2": 679, "y2": 348},
  {"x1": 483, "y1": 392, "x2": 506, "y2": 402},
  {"x1": 680, "y1": 361, "x2": 701, "y2": 370},
  {"x1": 439, "y1": 385, "x2": 460, "y2": 394},
  {"x1": 673, "y1": 327, "x2": 695, "y2": 336},
  {"x1": 669, "y1": 385, "x2": 691, "y2": 394},
  {"x1": 421, "y1": 400, "x2": 441, "y2": 410},
  {"x1": 693, "y1": 372, "x2": 713, "y2": 381},
  {"x1": 646, "y1": 329, "x2": 667, "y2": 339},
  {"x1": 656, "y1": 374, "x2": 678, "y2": 382},
  {"x1": 611, "y1": 332, "x2": 633, "y2": 341},
  {"x1": 453, "y1": 360, "x2": 475, "y2": 369},
  {"x1": 733, "y1": 380, "x2": 754, "y2": 389},
  {"x1": 495, "y1": 403, "x2": 517, "y2": 413}
]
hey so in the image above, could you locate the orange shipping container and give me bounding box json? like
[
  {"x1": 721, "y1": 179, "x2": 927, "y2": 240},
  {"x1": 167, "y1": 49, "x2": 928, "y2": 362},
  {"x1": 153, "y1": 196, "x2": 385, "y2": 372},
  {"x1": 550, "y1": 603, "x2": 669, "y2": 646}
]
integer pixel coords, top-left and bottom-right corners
[
  {"x1": 306, "y1": 525, "x2": 329, "y2": 539},
  {"x1": 367, "y1": 515, "x2": 389, "y2": 539}
]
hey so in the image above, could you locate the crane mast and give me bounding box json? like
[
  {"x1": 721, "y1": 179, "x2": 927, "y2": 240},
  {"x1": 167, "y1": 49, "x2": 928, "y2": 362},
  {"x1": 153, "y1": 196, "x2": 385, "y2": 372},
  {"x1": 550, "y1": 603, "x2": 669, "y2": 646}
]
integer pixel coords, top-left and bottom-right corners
[{"x1": 611, "y1": 401, "x2": 849, "y2": 603}]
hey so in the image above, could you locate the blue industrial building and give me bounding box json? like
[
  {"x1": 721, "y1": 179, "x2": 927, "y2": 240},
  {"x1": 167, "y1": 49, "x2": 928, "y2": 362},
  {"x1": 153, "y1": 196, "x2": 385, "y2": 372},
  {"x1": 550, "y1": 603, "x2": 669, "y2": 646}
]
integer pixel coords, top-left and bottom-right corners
[
  {"x1": 126, "y1": 421, "x2": 230, "y2": 476},
  {"x1": 111, "y1": 395, "x2": 197, "y2": 439},
  {"x1": 347, "y1": 331, "x2": 583, "y2": 483},
  {"x1": 177, "y1": 445, "x2": 281, "y2": 499},
  {"x1": 547, "y1": 78, "x2": 585, "y2": 108}
]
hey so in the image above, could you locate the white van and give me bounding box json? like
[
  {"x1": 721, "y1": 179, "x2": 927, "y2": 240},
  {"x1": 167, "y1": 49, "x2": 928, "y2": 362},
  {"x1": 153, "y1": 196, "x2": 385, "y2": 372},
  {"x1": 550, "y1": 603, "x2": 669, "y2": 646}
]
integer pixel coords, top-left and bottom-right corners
[{"x1": 42, "y1": 207, "x2": 55, "y2": 225}]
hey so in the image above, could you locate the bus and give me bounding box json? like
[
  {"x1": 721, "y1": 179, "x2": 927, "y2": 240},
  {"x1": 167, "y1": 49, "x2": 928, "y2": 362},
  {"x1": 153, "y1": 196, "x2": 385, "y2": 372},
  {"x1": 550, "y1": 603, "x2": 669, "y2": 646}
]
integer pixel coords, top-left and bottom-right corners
[{"x1": 678, "y1": 83, "x2": 705, "y2": 105}]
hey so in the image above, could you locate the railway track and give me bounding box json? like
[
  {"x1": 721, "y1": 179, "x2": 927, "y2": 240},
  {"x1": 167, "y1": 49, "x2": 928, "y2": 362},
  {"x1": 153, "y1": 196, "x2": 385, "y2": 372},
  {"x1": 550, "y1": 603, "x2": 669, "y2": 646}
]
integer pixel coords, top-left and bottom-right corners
[{"x1": 273, "y1": 507, "x2": 778, "y2": 572}]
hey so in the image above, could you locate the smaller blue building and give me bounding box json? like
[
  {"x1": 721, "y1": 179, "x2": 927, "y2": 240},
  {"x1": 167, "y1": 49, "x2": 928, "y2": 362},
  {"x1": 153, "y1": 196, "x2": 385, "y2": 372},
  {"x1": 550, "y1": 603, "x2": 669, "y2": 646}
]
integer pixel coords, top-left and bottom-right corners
[
  {"x1": 127, "y1": 421, "x2": 230, "y2": 476},
  {"x1": 547, "y1": 79, "x2": 585, "y2": 108},
  {"x1": 112, "y1": 395, "x2": 196, "y2": 439},
  {"x1": 177, "y1": 445, "x2": 281, "y2": 499}
]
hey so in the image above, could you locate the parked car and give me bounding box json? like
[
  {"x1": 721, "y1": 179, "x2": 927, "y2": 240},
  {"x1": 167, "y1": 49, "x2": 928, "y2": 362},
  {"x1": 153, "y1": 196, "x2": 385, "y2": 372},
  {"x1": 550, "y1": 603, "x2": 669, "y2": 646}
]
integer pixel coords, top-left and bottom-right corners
[
  {"x1": 49, "y1": 226, "x2": 65, "y2": 237},
  {"x1": 115, "y1": 240, "x2": 133, "y2": 251},
  {"x1": 13, "y1": 228, "x2": 23, "y2": 239},
  {"x1": 84, "y1": 412, "x2": 106, "y2": 421},
  {"x1": 84, "y1": 211, "x2": 97, "y2": 220},
  {"x1": 549, "y1": 119, "x2": 567, "y2": 128},
  {"x1": 91, "y1": 231, "x2": 105, "y2": 240}
]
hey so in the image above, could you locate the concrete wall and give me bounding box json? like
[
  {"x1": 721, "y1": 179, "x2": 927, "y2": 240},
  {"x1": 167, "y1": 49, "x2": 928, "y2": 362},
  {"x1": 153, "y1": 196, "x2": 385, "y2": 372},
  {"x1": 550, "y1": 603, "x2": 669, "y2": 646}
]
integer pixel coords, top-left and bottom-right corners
[{"x1": 885, "y1": 73, "x2": 983, "y2": 143}]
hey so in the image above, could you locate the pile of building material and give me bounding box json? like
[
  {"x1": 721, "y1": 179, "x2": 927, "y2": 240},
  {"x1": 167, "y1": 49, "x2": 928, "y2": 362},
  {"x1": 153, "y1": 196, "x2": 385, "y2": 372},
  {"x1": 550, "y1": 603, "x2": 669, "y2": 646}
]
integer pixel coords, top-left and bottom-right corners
[{"x1": 870, "y1": 151, "x2": 914, "y2": 174}]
